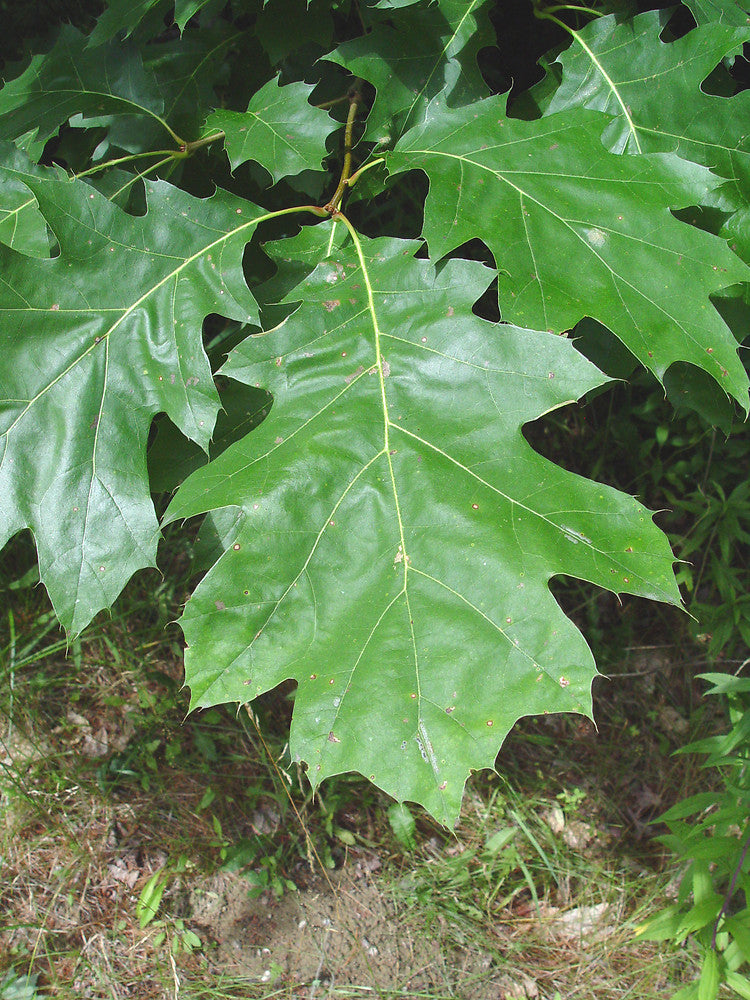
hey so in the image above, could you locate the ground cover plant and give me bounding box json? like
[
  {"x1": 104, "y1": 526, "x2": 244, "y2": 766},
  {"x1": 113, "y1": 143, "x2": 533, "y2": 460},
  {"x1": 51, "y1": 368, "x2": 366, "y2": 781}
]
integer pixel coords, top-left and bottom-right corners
[{"x1": 1, "y1": 0, "x2": 750, "y2": 992}]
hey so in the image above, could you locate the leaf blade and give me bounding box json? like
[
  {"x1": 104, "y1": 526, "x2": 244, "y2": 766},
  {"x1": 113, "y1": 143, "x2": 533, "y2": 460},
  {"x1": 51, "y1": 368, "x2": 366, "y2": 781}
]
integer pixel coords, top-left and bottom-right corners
[
  {"x1": 165, "y1": 233, "x2": 680, "y2": 823},
  {"x1": 326, "y1": 0, "x2": 492, "y2": 142},
  {"x1": 0, "y1": 25, "x2": 173, "y2": 152},
  {"x1": 543, "y1": 13, "x2": 750, "y2": 203},
  {"x1": 0, "y1": 172, "x2": 269, "y2": 633},
  {"x1": 389, "y1": 101, "x2": 750, "y2": 409},
  {"x1": 207, "y1": 77, "x2": 337, "y2": 183}
]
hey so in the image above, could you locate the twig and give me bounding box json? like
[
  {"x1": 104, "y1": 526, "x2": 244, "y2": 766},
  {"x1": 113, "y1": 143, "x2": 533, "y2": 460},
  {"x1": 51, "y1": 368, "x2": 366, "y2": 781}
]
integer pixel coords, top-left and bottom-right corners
[{"x1": 324, "y1": 90, "x2": 361, "y2": 213}]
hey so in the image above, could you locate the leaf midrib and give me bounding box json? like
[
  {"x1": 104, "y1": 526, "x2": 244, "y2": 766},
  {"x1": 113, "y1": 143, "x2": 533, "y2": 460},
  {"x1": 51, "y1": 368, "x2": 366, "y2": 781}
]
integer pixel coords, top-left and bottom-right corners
[
  {"x1": 401, "y1": 0, "x2": 483, "y2": 135},
  {"x1": 404, "y1": 145, "x2": 741, "y2": 385},
  {"x1": 190, "y1": 232, "x2": 655, "y2": 794},
  {"x1": 1, "y1": 200, "x2": 269, "y2": 441}
]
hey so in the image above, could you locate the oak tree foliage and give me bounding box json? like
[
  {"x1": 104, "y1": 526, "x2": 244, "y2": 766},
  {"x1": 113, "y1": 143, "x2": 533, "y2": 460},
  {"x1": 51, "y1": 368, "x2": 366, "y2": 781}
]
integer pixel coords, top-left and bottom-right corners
[{"x1": 1, "y1": 0, "x2": 748, "y2": 823}]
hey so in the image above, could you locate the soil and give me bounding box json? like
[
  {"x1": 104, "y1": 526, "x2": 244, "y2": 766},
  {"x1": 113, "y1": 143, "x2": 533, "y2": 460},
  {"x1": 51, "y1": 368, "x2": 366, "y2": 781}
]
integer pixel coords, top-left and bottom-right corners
[{"x1": 185, "y1": 861, "x2": 506, "y2": 998}]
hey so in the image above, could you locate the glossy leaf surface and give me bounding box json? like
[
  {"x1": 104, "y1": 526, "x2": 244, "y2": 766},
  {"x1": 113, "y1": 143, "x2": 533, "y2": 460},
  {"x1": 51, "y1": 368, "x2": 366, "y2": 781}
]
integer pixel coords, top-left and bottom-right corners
[
  {"x1": 543, "y1": 12, "x2": 750, "y2": 206},
  {"x1": 0, "y1": 26, "x2": 172, "y2": 151},
  {"x1": 164, "y1": 234, "x2": 680, "y2": 823},
  {"x1": 207, "y1": 78, "x2": 338, "y2": 182},
  {"x1": 94, "y1": 24, "x2": 242, "y2": 157},
  {"x1": 389, "y1": 102, "x2": 750, "y2": 408},
  {"x1": 1, "y1": 0, "x2": 748, "y2": 836},
  {"x1": 0, "y1": 143, "x2": 57, "y2": 257},
  {"x1": 0, "y1": 173, "x2": 267, "y2": 634},
  {"x1": 326, "y1": 0, "x2": 491, "y2": 141},
  {"x1": 682, "y1": 0, "x2": 750, "y2": 25}
]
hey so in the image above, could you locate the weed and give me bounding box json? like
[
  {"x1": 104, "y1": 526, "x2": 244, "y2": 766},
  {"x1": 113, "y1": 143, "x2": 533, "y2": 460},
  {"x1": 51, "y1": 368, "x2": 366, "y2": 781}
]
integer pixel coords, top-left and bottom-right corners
[
  {"x1": 0, "y1": 969, "x2": 44, "y2": 1000},
  {"x1": 637, "y1": 669, "x2": 750, "y2": 999}
]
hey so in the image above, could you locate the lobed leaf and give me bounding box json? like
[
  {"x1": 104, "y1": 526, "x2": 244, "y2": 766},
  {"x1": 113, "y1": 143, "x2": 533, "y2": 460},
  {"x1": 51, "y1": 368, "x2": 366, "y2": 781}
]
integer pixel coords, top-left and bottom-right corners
[
  {"x1": 206, "y1": 77, "x2": 338, "y2": 183},
  {"x1": 91, "y1": 22, "x2": 243, "y2": 157},
  {"x1": 88, "y1": 0, "x2": 168, "y2": 45},
  {"x1": 256, "y1": 0, "x2": 335, "y2": 65},
  {"x1": 0, "y1": 143, "x2": 59, "y2": 258},
  {"x1": 0, "y1": 171, "x2": 269, "y2": 634},
  {"x1": 389, "y1": 101, "x2": 750, "y2": 409},
  {"x1": 326, "y1": 0, "x2": 492, "y2": 142},
  {"x1": 542, "y1": 12, "x2": 750, "y2": 211},
  {"x1": 0, "y1": 26, "x2": 173, "y2": 154},
  {"x1": 164, "y1": 232, "x2": 680, "y2": 824},
  {"x1": 174, "y1": 0, "x2": 221, "y2": 31},
  {"x1": 89, "y1": 0, "x2": 220, "y2": 45},
  {"x1": 682, "y1": 0, "x2": 750, "y2": 26}
]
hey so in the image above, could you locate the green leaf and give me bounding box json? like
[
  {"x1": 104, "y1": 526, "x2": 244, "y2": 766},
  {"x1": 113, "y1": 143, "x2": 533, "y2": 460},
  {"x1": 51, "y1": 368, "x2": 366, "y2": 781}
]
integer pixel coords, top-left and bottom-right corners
[
  {"x1": 725, "y1": 916, "x2": 750, "y2": 964},
  {"x1": 678, "y1": 896, "x2": 725, "y2": 938},
  {"x1": 725, "y1": 970, "x2": 750, "y2": 1000},
  {"x1": 542, "y1": 13, "x2": 750, "y2": 201},
  {"x1": 256, "y1": 0, "x2": 335, "y2": 66},
  {"x1": 698, "y1": 948, "x2": 721, "y2": 1000},
  {"x1": 664, "y1": 364, "x2": 737, "y2": 434},
  {"x1": 723, "y1": 203, "x2": 750, "y2": 267},
  {"x1": 0, "y1": 25, "x2": 176, "y2": 153},
  {"x1": 137, "y1": 870, "x2": 166, "y2": 928},
  {"x1": 388, "y1": 802, "x2": 417, "y2": 849},
  {"x1": 206, "y1": 77, "x2": 338, "y2": 183},
  {"x1": 0, "y1": 143, "x2": 58, "y2": 258},
  {"x1": 0, "y1": 173, "x2": 269, "y2": 635},
  {"x1": 682, "y1": 0, "x2": 750, "y2": 27},
  {"x1": 90, "y1": 0, "x2": 220, "y2": 44},
  {"x1": 672, "y1": 985, "x2": 701, "y2": 1000},
  {"x1": 659, "y1": 791, "x2": 722, "y2": 822},
  {"x1": 164, "y1": 233, "x2": 680, "y2": 824},
  {"x1": 174, "y1": 0, "x2": 221, "y2": 31},
  {"x1": 635, "y1": 904, "x2": 683, "y2": 941},
  {"x1": 88, "y1": 0, "x2": 168, "y2": 45},
  {"x1": 389, "y1": 101, "x2": 750, "y2": 409},
  {"x1": 93, "y1": 23, "x2": 243, "y2": 158},
  {"x1": 697, "y1": 672, "x2": 750, "y2": 696},
  {"x1": 368, "y1": 0, "x2": 424, "y2": 8},
  {"x1": 148, "y1": 381, "x2": 272, "y2": 494},
  {"x1": 0, "y1": 969, "x2": 42, "y2": 1000},
  {"x1": 326, "y1": 0, "x2": 492, "y2": 142}
]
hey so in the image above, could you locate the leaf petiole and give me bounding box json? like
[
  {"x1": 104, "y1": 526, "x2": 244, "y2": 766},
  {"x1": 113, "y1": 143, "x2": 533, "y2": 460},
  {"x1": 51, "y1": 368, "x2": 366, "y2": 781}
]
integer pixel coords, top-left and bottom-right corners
[
  {"x1": 535, "y1": 3, "x2": 604, "y2": 18},
  {"x1": 72, "y1": 131, "x2": 227, "y2": 185},
  {"x1": 184, "y1": 131, "x2": 225, "y2": 155},
  {"x1": 72, "y1": 149, "x2": 180, "y2": 180},
  {"x1": 346, "y1": 157, "x2": 386, "y2": 190}
]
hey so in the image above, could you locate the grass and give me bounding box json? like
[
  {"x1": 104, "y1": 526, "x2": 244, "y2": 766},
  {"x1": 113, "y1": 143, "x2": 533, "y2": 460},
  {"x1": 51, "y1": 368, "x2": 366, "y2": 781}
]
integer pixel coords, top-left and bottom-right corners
[{"x1": 0, "y1": 528, "x2": 727, "y2": 1000}]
